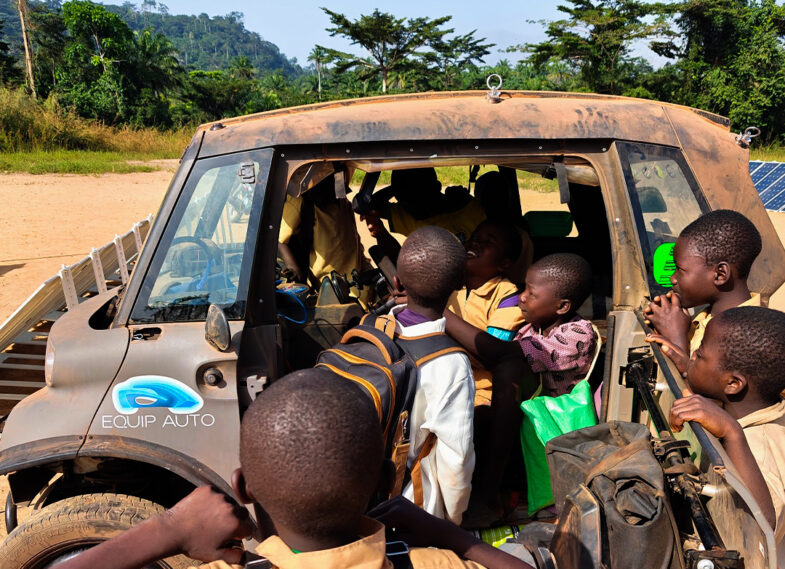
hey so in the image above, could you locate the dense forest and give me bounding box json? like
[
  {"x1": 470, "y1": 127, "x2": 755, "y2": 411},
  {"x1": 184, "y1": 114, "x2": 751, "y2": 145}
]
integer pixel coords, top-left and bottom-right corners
[{"x1": 1, "y1": 0, "x2": 785, "y2": 142}]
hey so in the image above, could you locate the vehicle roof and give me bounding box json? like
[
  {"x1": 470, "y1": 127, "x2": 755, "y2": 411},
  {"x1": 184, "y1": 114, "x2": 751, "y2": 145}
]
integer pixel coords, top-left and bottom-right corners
[{"x1": 196, "y1": 90, "x2": 730, "y2": 158}]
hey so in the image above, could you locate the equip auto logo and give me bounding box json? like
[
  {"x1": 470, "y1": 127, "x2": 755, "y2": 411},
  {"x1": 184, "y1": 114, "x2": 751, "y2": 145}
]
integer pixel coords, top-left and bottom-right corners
[{"x1": 103, "y1": 376, "x2": 215, "y2": 429}]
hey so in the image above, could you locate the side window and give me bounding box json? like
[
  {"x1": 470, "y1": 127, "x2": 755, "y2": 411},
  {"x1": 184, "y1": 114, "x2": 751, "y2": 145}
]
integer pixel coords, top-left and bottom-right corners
[
  {"x1": 618, "y1": 142, "x2": 709, "y2": 295},
  {"x1": 131, "y1": 150, "x2": 272, "y2": 323}
]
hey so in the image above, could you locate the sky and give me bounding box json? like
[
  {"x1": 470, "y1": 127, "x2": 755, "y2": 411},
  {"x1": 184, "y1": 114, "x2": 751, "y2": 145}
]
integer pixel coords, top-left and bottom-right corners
[
  {"x1": 151, "y1": 1, "x2": 559, "y2": 66},
  {"x1": 152, "y1": 1, "x2": 667, "y2": 69}
]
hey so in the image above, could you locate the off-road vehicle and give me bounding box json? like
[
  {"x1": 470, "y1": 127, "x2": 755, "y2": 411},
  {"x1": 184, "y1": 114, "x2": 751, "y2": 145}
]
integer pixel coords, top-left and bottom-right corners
[{"x1": 1, "y1": 86, "x2": 783, "y2": 568}]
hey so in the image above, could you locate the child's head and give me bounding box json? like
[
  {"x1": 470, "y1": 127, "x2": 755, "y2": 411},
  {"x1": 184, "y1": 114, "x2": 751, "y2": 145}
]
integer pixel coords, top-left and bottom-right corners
[
  {"x1": 396, "y1": 225, "x2": 466, "y2": 312},
  {"x1": 464, "y1": 220, "x2": 522, "y2": 284},
  {"x1": 672, "y1": 210, "x2": 761, "y2": 308},
  {"x1": 236, "y1": 368, "x2": 384, "y2": 540},
  {"x1": 687, "y1": 306, "x2": 785, "y2": 405},
  {"x1": 519, "y1": 253, "x2": 592, "y2": 327}
]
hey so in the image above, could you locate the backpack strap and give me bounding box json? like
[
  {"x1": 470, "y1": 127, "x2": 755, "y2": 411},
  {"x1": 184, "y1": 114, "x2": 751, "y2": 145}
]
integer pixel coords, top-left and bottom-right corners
[
  {"x1": 410, "y1": 432, "x2": 438, "y2": 508},
  {"x1": 395, "y1": 332, "x2": 467, "y2": 367},
  {"x1": 340, "y1": 323, "x2": 400, "y2": 364},
  {"x1": 359, "y1": 313, "x2": 398, "y2": 340}
]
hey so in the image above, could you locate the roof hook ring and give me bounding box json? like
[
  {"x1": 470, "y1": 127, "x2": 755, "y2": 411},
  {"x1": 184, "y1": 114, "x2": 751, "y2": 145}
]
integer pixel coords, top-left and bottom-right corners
[
  {"x1": 736, "y1": 126, "x2": 760, "y2": 148},
  {"x1": 486, "y1": 74, "x2": 503, "y2": 103}
]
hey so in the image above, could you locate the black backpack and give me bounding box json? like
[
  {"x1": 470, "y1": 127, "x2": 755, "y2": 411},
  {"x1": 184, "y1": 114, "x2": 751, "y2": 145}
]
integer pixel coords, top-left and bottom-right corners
[{"x1": 315, "y1": 313, "x2": 466, "y2": 500}]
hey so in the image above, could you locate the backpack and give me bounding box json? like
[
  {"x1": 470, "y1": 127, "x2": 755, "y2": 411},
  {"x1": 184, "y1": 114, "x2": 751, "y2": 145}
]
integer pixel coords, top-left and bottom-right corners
[{"x1": 315, "y1": 313, "x2": 466, "y2": 501}]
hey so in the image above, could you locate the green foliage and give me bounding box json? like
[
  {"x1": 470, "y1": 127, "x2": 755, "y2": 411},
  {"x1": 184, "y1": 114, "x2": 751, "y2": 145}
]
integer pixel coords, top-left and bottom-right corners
[
  {"x1": 523, "y1": 0, "x2": 672, "y2": 94},
  {"x1": 0, "y1": 18, "x2": 22, "y2": 84}
]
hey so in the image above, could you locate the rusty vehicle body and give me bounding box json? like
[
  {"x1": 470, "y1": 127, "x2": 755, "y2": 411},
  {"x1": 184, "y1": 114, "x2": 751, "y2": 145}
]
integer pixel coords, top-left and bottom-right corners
[{"x1": 0, "y1": 90, "x2": 783, "y2": 568}]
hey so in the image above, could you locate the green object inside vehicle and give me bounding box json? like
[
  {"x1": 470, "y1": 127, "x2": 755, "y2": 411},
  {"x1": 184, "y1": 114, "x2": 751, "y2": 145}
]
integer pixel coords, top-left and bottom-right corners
[
  {"x1": 520, "y1": 379, "x2": 598, "y2": 515},
  {"x1": 522, "y1": 211, "x2": 573, "y2": 237},
  {"x1": 653, "y1": 242, "x2": 676, "y2": 287}
]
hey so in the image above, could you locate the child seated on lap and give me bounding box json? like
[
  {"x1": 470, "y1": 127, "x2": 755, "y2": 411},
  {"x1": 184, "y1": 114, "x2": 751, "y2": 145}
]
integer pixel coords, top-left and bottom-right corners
[
  {"x1": 391, "y1": 226, "x2": 476, "y2": 525},
  {"x1": 645, "y1": 209, "x2": 762, "y2": 373},
  {"x1": 444, "y1": 253, "x2": 597, "y2": 521},
  {"x1": 668, "y1": 306, "x2": 785, "y2": 565},
  {"x1": 447, "y1": 220, "x2": 528, "y2": 406},
  {"x1": 57, "y1": 370, "x2": 531, "y2": 569}
]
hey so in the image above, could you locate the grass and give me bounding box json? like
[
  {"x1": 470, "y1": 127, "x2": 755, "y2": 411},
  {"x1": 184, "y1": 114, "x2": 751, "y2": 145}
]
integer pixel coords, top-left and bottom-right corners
[
  {"x1": 751, "y1": 144, "x2": 785, "y2": 162},
  {"x1": 0, "y1": 150, "x2": 166, "y2": 175},
  {"x1": 352, "y1": 166, "x2": 558, "y2": 193}
]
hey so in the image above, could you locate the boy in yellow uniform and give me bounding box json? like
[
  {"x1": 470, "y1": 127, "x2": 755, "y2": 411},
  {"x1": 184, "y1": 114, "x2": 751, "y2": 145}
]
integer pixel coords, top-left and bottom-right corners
[
  {"x1": 446, "y1": 220, "x2": 530, "y2": 405},
  {"x1": 57, "y1": 369, "x2": 532, "y2": 569},
  {"x1": 645, "y1": 210, "x2": 762, "y2": 374},
  {"x1": 278, "y1": 173, "x2": 372, "y2": 292},
  {"x1": 669, "y1": 306, "x2": 785, "y2": 565}
]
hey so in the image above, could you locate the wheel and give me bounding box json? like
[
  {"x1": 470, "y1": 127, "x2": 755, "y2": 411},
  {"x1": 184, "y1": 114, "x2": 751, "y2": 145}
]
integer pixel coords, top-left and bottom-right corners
[{"x1": 0, "y1": 493, "x2": 194, "y2": 569}]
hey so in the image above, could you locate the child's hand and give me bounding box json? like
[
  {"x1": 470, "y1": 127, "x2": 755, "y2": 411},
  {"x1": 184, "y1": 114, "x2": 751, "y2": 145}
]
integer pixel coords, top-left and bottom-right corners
[
  {"x1": 369, "y1": 496, "x2": 450, "y2": 548},
  {"x1": 162, "y1": 486, "x2": 253, "y2": 563},
  {"x1": 360, "y1": 210, "x2": 388, "y2": 239},
  {"x1": 645, "y1": 333, "x2": 689, "y2": 375},
  {"x1": 643, "y1": 291, "x2": 691, "y2": 347},
  {"x1": 669, "y1": 390, "x2": 742, "y2": 440}
]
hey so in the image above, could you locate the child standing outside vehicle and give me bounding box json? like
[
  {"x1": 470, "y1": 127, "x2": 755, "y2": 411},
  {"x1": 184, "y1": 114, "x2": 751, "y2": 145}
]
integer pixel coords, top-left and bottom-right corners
[
  {"x1": 668, "y1": 306, "x2": 785, "y2": 565},
  {"x1": 447, "y1": 220, "x2": 528, "y2": 406},
  {"x1": 645, "y1": 209, "x2": 762, "y2": 373},
  {"x1": 391, "y1": 226, "x2": 476, "y2": 525},
  {"x1": 444, "y1": 253, "x2": 597, "y2": 522}
]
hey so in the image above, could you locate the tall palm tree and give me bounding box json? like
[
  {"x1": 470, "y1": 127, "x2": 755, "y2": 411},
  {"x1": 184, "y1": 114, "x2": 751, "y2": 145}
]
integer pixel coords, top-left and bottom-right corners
[
  {"x1": 16, "y1": 0, "x2": 36, "y2": 97},
  {"x1": 308, "y1": 46, "x2": 329, "y2": 100},
  {"x1": 134, "y1": 29, "x2": 182, "y2": 96}
]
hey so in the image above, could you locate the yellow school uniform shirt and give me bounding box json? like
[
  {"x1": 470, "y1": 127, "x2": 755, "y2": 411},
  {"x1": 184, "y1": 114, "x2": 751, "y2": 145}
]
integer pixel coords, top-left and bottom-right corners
[
  {"x1": 192, "y1": 518, "x2": 487, "y2": 569},
  {"x1": 279, "y1": 194, "x2": 370, "y2": 283},
  {"x1": 687, "y1": 293, "x2": 761, "y2": 354},
  {"x1": 447, "y1": 276, "x2": 523, "y2": 405},
  {"x1": 738, "y1": 400, "x2": 785, "y2": 567},
  {"x1": 389, "y1": 199, "x2": 486, "y2": 243}
]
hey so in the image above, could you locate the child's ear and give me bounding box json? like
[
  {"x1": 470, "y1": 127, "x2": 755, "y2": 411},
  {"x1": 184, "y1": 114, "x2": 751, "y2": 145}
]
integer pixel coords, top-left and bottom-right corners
[
  {"x1": 393, "y1": 275, "x2": 404, "y2": 294},
  {"x1": 498, "y1": 257, "x2": 513, "y2": 274},
  {"x1": 231, "y1": 468, "x2": 255, "y2": 504},
  {"x1": 377, "y1": 459, "x2": 396, "y2": 497},
  {"x1": 723, "y1": 370, "x2": 748, "y2": 397},
  {"x1": 555, "y1": 298, "x2": 572, "y2": 316},
  {"x1": 714, "y1": 261, "x2": 732, "y2": 286}
]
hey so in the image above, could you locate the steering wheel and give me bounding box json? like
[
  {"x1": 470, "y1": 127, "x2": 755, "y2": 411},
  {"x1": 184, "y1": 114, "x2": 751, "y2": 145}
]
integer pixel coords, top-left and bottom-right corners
[{"x1": 170, "y1": 236, "x2": 224, "y2": 278}]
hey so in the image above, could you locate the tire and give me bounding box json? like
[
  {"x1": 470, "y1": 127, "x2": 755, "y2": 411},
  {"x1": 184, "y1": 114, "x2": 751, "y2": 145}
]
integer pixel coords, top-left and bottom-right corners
[{"x1": 0, "y1": 493, "x2": 195, "y2": 569}]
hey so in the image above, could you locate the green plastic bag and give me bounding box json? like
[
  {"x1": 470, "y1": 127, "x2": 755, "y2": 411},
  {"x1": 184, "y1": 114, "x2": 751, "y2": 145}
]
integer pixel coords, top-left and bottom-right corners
[{"x1": 520, "y1": 379, "x2": 598, "y2": 515}]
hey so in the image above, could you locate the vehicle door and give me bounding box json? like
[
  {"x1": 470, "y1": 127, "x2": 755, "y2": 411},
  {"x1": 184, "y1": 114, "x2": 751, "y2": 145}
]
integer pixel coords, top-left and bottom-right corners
[
  {"x1": 603, "y1": 141, "x2": 776, "y2": 569},
  {"x1": 83, "y1": 149, "x2": 272, "y2": 488}
]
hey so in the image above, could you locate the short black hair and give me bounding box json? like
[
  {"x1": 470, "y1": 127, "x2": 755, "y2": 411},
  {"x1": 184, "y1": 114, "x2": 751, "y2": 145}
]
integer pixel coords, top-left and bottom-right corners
[
  {"x1": 397, "y1": 226, "x2": 465, "y2": 311},
  {"x1": 680, "y1": 210, "x2": 762, "y2": 278},
  {"x1": 531, "y1": 253, "x2": 592, "y2": 308},
  {"x1": 475, "y1": 219, "x2": 523, "y2": 262},
  {"x1": 713, "y1": 306, "x2": 785, "y2": 403},
  {"x1": 240, "y1": 368, "x2": 383, "y2": 538}
]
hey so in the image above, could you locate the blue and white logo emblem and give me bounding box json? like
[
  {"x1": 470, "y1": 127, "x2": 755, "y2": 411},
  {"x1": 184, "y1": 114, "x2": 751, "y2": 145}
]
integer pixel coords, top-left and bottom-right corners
[{"x1": 112, "y1": 376, "x2": 203, "y2": 415}]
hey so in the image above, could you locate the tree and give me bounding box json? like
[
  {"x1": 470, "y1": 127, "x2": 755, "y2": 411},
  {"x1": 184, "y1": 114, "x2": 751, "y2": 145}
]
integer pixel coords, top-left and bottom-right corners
[
  {"x1": 134, "y1": 27, "x2": 182, "y2": 96},
  {"x1": 523, "y1": 0, "x2": 672, "y2": 94},
  {"x1": 319, "y1": 8, "x2": 451, "y2": 93},
  {"x1": 0, "y1": 18, "x2": 23, "y2": 85},
  {"x1": 307, "y1": 45, "x2": 330, "y2": 100},
  {"x1": 28, "y1": 3, "x2": 66, "y2": 98},
  {"x1": 17, "y1": 0, "x2": 36, "y2": 97},
  {"x1": 426, "y1": 30, "x2": 494, "y2": 90},
  {"x1": 228, "y1": 55, "x2": 254, "y2": 79}
]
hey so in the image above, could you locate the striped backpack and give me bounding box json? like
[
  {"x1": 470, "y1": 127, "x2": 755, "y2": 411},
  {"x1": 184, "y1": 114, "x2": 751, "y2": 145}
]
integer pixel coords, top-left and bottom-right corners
[{"x1": 315, "y1": 313, "x2": 466, "y2": 500}]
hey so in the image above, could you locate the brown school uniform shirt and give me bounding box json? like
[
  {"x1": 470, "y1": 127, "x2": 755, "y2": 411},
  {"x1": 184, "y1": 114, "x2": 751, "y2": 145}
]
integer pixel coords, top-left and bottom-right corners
[
  {"x1": 738, "y1": 400, "x2": 785, "y2": 567},
  {"x1": 191, "y1": 518, "x2": 487, "y2": 569}
]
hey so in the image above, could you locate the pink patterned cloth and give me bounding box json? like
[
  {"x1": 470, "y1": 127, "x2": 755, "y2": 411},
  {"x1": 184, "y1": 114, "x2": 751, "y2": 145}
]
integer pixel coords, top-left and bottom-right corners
[{"x1": 514, "y1": 315, "x2": 597, "y2": 396}]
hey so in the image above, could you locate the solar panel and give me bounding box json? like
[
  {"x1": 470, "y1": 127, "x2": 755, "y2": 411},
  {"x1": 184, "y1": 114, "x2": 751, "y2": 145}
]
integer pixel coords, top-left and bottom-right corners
[
  {"x1": 760, "y1": 176, "x2": 785, "y2": 207},
  {"x1": 750, "y1": 160, "x2": 763, "y2": 172},
  {"x1": 752, "y1": 162, "x2": 782, "y2": 185}
]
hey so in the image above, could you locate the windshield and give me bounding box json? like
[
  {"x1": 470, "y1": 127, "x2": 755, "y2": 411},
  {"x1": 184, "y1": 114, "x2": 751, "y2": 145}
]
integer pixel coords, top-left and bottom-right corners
[{"x1": 130, "y1": 150, "x2": 270, "y2": 323}]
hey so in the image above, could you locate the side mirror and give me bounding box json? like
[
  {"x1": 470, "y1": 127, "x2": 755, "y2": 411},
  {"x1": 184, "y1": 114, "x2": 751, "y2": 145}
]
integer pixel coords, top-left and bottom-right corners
[{"x1": 205, "y1": 304, "x2": 231, "y2": 352}]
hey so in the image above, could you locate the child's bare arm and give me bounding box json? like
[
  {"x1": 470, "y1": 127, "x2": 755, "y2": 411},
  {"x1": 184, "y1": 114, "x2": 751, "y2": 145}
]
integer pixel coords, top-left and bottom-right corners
[
  {"x1": 55, "y1": 486, "x2": 253, "y2": 569},
  {"x1": 670, "y1": 392, "x2": 776, "y2": 529},
  {"x1": 369, "y1": 496, "x2": 534, "y2": 569},
  {"x1": 443, "y1": 310, "x2": 519, "y2": 366},
  {"x1": 643, "y1": 291, "x2": 691, "y2": 351}
]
